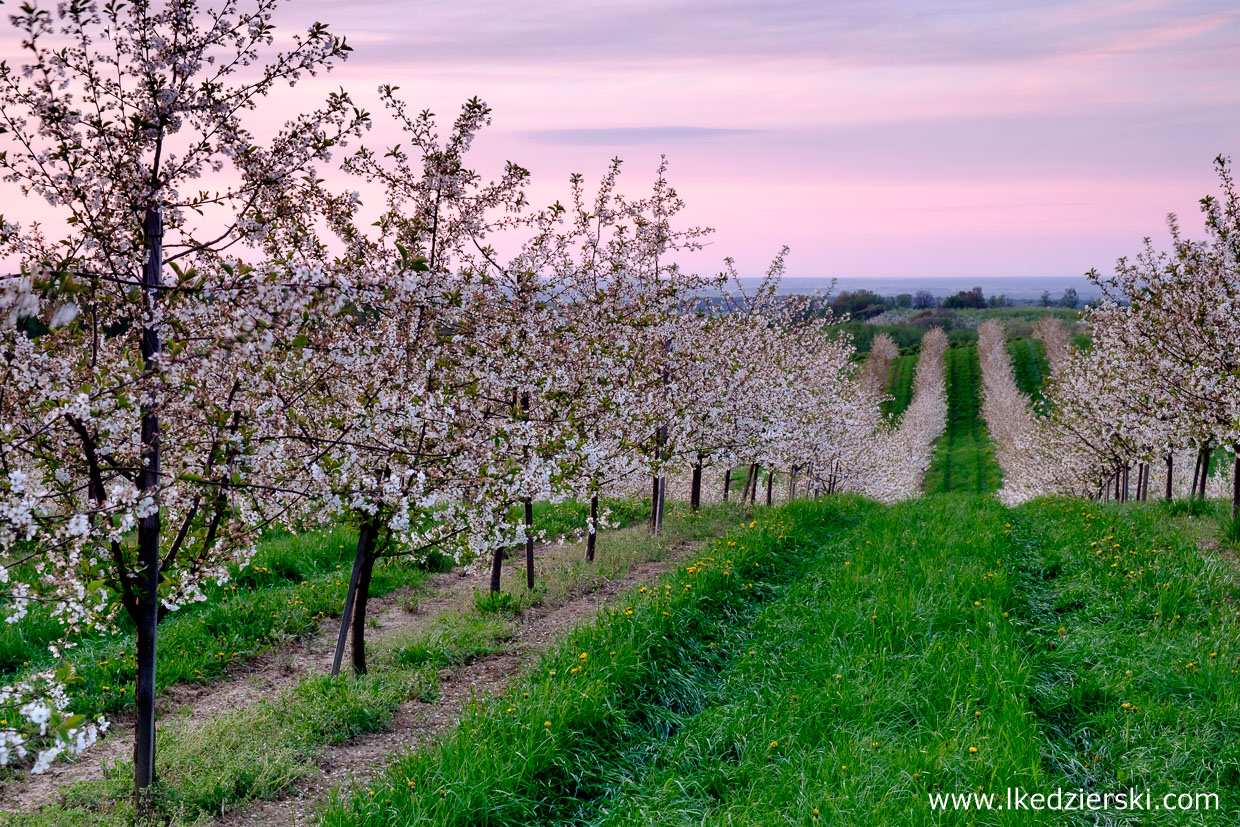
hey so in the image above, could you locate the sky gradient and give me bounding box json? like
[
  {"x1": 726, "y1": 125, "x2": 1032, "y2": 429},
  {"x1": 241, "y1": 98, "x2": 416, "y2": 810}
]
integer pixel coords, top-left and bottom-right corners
[{"x1": 5, "y1": 0, "x2": 1240, "y2": 280}]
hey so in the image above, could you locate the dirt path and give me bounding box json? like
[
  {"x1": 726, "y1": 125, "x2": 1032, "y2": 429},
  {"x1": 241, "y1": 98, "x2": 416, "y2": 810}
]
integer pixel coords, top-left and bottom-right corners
[
  {"x1": 220, "y1": 542, "x2": 702, "y2": 827},
  {"x1": 0, "y1": 569, "x2": 467, "y2": 812},
  {"x1": 1, "y1": 537, "x2": 704, "y2": 819}
]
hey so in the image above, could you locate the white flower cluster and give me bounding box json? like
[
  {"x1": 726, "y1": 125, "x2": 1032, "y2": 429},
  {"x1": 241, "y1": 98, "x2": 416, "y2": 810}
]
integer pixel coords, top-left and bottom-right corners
[{"x1": 0, "y1": 669, "x2": 107, "y2": 773}]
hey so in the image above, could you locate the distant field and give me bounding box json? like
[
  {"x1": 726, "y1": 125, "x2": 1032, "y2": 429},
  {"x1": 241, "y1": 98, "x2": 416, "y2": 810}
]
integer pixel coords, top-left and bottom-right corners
[{"x1": 837, "y1": 307, "x2": 1080, "y2": 354}]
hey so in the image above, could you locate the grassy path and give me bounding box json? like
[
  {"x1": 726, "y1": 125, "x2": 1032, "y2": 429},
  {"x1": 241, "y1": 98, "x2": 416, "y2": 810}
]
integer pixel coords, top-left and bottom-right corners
[
  {"x1": 313, "y1": 495, "x2": 1240, "y2": 825},
  {"x1": 881, "y1": 352, "x2": 918, "y2": 419},
  {"x1": 316, "y1": 500, "x2": 859, "y2": 826},
  {"x1": 1007, "y1": 336, "x2": 1049, "y2": 408},
  {"x1": 923, "y1": 344, "x2": 1001, "y2": 495}
]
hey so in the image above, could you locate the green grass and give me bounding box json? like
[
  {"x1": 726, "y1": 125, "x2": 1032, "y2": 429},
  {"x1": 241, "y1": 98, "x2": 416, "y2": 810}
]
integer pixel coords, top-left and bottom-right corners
[
  {"x1": 496, "y1": 501, "x2": 747, "y2": 614},
  {"x1": 882, "y1": 352, "x2": 918, "y2": 419},
  {"x1": 13, "y1": 491, "x2": 1240, "y2": 826},
  {"x1": 512, "y1": 497, "x2": 648, "y2": 542},
  {"x1": 315, "y1": 498, "x2": 867, "y2": 826},
  {"x1": 581, "y1": 495, "x2": 1029, "y2": 826},
  {"x1": 923, "y1": 345, "x2": 1001, "y2": 495},
  {"x1": 317, "y1": 494, "x2": 1240, "y2": 825},
  {"x1": 569, "y1": 496, "x2": 1240, "y2": 825},
  {"x1": 1007, "y1": 336, "x2": 1049, "y2": 408}
]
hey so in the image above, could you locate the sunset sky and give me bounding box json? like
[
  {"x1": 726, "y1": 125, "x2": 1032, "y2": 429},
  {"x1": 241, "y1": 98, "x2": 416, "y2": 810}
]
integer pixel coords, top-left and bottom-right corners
[{"x1": 5, "y1": 0, "x2": 1240, "y2": 279}]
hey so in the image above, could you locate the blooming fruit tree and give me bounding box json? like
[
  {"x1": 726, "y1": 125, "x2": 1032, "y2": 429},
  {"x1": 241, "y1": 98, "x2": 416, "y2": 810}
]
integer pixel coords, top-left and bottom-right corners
[{"x1": 0, "y1": 0, "x2": 365, "y2": 802}]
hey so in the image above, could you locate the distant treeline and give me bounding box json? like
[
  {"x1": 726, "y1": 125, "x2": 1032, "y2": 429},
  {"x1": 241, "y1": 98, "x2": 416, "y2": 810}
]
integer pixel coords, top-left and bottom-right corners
[{"x1": 825, "y1": 286, "x2": 1085, "y2": 320}]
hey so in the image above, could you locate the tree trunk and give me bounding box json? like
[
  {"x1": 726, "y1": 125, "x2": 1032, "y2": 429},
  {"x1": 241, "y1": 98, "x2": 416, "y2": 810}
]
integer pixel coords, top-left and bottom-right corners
[
  {"x1": 586, "y1": 493, "x2": 598, "y2": 561},
  {"x1": 654, "y1": 476, "x2": 664, "y2": 533},
  {"x1": 489, "y1": 545, "x2": 504, "y2": 594},
  {"x1": 133, "y1": 208, "x2": 163, "y2": 809},
  {"x1": 787, "y1": 466, "x2": 796, "y2": 502},
  {"x1": 524, "y1": 498, "x2": 535, "y2": 589},
  {"x1": 1199, "y1": 445, "x2": 1213, "y2": 499},
  {"x1": 1166, "y1": 453, "x2": 1174, "y2": 500},
  {"x1": 765, "y1": 471, "x2": 773, "y2": 506},
  {"x1": 1121, "y1": 463, "x2": 1129, "y2": 503},
  {"x1": 1233, "y1": 446, "x2": 1239, "y2": 519},
  {"x1": 350, "y1": 539, "x2": 377, "y2": 676},
  {"x1": 649, "y1": 424, "x2": 668, "y2": 534},
  {"x1": 690, "y1": 463, "x2": 702, "y2": 511},
  {"x1": 332, "y1": 515, "x2": 378, "y2": 677},
  {"x1": 750, "y1": 464, "x2": 760, "y2": 504},
  {"x1": 655, "y1": 474, "x2": 666, "y2": 533},
  {"x1": 722, "y1": 468, "x2": 731, "y2": 502}
]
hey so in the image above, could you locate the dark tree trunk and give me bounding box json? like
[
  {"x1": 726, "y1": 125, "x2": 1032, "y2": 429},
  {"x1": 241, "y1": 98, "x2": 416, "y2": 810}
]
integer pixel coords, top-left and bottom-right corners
[
  {"x1": 524, "y1": 498, "x2": 535, "y2": 589},
  {"x1": 350, "y1": 540, "x2": 377, "y2": 676},
  {"x1": 1199, "y1": 445, "x2": 1213, "y2": 499},
  {"x1": 690, "y1": 463, "x2": 702, "y2": 511},
  {"x1": 765, "y1": 471, "x2": 773, "y2": 506},
  {"x1": 787, "y1": 465, "x2": 797, "y2": 501},
  {"x1": 649, "y1": 475, "x2": 660, "y2": 533},
  {"x1": 1166, "y1": 453, "x2": 1174, "y2": 500},
  {"x1": 332, "y1": 515, "x2": 378, "y2": 677},
  {"x1": 586, "y1": 493, "x2": 598, "y2": 561},
  {"x1": 134, "y1": 208, "x2": 163, "y2": 808},
  {"x1": 656, "y1": 475, "x2": 666, "y2": 532},
  {"x1": 750, "y1": 464, "x2": 760, "y2": 504},
  {"x1": 1121, "y1": 463, "x2": 1129, "y2": 503},
  {"x1": 1233, "y1": 446, "x2": 1239, "y2": 519},
  {"x1": 489, "y1": 545, "x2": 504, "y2": 594},
  {"x1": 649, "y1": 424, "x2": 668, "y2": 534},
  {"x1": 722, "y1": 468, "x2": 731, "y2": 502}
]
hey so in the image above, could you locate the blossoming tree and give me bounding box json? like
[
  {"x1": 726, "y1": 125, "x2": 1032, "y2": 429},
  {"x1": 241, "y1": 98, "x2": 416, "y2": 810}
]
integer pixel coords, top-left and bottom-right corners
[{"x1": 0, "y1": 0, "x2": 364, "y2": 801}]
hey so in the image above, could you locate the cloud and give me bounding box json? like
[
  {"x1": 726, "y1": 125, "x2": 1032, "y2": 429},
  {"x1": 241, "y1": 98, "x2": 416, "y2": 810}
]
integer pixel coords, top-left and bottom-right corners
[
  {"x1": 523, "y1": 126, "x2": 759, "y2": 145},
  {"x1": 288, "y1": 0, "x2": 1240, "y2": 70}
]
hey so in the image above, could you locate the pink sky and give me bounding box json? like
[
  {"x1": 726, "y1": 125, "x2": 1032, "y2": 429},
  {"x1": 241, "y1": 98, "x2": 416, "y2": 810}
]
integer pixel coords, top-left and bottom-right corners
[{"x1": 3, "y1": 0, "x2": 1238, "y2": 279}]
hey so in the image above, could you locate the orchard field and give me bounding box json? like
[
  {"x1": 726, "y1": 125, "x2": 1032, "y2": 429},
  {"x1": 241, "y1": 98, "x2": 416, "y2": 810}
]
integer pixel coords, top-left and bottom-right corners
[
  {"x1": 3, "y1": 2, "x2": 1240, "y2": 825},
  {"x1": 5, "y1": 313, "x2": 1240, "y2": 826}
]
